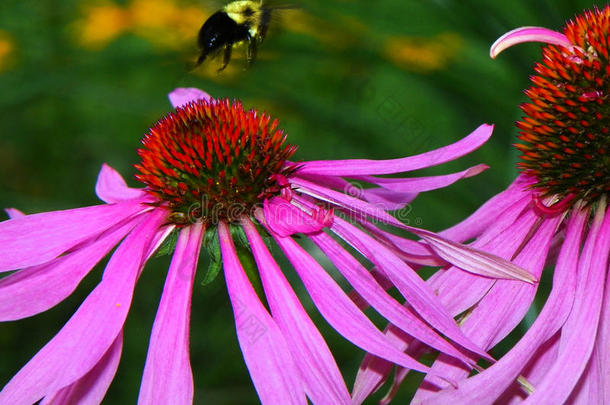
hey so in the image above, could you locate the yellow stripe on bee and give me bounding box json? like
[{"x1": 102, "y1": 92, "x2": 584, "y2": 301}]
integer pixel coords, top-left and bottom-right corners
[{"x1": 224, "y1": 0, "x2": 262, "y2": 26}]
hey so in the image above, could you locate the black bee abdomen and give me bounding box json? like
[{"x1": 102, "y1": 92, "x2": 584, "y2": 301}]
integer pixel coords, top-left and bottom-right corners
[{"x1": 198, "y1": 11, "x2": 251, "y2": 53}]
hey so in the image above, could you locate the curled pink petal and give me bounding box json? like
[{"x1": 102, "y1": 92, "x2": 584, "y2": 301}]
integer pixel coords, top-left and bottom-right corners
[
  {"x1": 264, "y1": 196, "x2": 330, "y2": 237},
  {"x1": 490, "y1": 26, "x2": 574, "y2": 58},
  {"x1": 95, "y1": 164, "x2": 147, "y2": 203},
  {"x1": 168, "y1": 88, "x2": 211, "y2": 109}
]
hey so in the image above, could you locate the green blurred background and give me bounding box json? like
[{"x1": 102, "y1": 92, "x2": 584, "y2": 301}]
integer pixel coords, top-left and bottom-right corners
[{"x1": 0, "y1": 0, "x2": 598, "y2": 403}]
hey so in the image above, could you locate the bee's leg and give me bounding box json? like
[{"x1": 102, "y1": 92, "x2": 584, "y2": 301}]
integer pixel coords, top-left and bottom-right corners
[
  {"x1": 195, "y1": 50, "x2": 208, "y2": 67},
  {"x1": 218, "y1": 44, "x2": 233, "y2": 72},
  {"x1": 259, "y1": 8, "x2": 272, "y2": 40},
  {"x1": 246, "y1": 37, "x2": 258, "y2": 68}
]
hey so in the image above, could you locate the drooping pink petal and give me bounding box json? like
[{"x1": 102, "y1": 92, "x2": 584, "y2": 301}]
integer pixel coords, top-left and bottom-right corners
[
  {"x1": 354, "y1": 164, "x2": 488, "y2": 193},
  {"x1": 595, "y1": 260, "x2": 610, "y2": 403},
  {"x1": 40, "y1": 332, "x2": 123, "y2": 405},
  {"x1": 295, "y1": 124, "x2": 493, "y2": 176},
  {"x1": 0, "y1": 217, "x2": 139, "y2": 321},
  {"x1": 567, "y1": 348, "x2": 603, "y2": 405},
  {"x1": 359, "y1": 188, "x2": 418, "y2": 210},
  {"x1": 0, "y1": 199, "x2": 151, "y2": 272},
  {"x1": 291, "y1": 177, "x2": 534, "y2": 282},
  {"x1": 415, "y1": 214, "x2": 559, "y2": 400},
  {"x1": 217, "y1": 221, "x2": 306, "y2": 405},
  {"x1": 352, "y1": 329, "x2": 415, "y2": 405},
  {"x1": 241, "y1": 218, "x2": 351, "y2": 405},
  {"x1": 523, "y1": 208, "x2": 610, "y2": 404},
  {"x1": 4, "y1": 208, "x2": 25, "y2": 219},
  {"x1": 292, "y1": 172, "x2": 418, "y2": 210},
  {"x1": 419, "y1": 208, "x2": 587, "y2": 404},
  {"x1": 417, "y1": 231, "x2": 537, "y2": 282},
  {"x1": 309, "y1": 230, "x2": 475, "y2": 365},
  {"x1": 424, "y1": 205, "x2": 542, "y2": 332},
  {"x1": 168, "y1": 87, "x2": 211, "y2": 109},
  {"x1": 438, "y1": 174, "x2": 535, "y2": 243},
  {"x1": 0, "y1": 209, "x2": 166, "y2": 404},
  {"x1": 329, "y1": 215, "x2": 490, "y2": 361},
  {"x1": 267, "y1": 224, "x2": 434, "y2": 374},
  {"x1": 264, "y1": 197, "x2": 329, "y2": 237},
  {"x1": 490, "y1": 26, "x2": 575, "y2": 58},
  {"x1": 95, "y1": 164, "x2": 148, "y2": 204},
  {"x1": 138, "y1": 222, "x2": 204, "y2": 405}
]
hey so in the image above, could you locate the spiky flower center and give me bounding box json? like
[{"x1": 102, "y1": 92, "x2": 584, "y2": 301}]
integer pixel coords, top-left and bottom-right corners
[
  {"x1": 516, "y1": 7, "x2": 610, "y2": 205},
  {"x1": 135, "y1": 99, "x2": 297, "y2": 224}
]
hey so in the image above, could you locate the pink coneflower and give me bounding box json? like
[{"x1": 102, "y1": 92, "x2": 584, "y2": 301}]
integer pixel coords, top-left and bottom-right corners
[
  {"x1": 0, "y1": 88, "x2": 529, "y2": 404},
  {"x1": 354, "y1": 6, "x2": 610, "y2": 405}
]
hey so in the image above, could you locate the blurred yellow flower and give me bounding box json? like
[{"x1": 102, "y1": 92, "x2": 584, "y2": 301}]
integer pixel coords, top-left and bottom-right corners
[
  {"x1": 384, "y1": 33, "x2": 464, "y2": 72},
  {"x1": 0, "y1": 31, "x2": 15, "y2": 72},
  {"x1": 73, "y1": 0, "x2": 207, "y2": 50},
  {"x1": 128, "y1": 0, "x2": 207, "y2": 49},
  {"x1": 73, "y1": 3, "x2": 129, "y2": 49}
]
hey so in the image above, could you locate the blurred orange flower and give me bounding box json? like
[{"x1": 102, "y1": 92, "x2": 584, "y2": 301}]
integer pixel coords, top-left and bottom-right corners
[{"x1": 384, "y1": 33, "x2": 464, "y2": 72}]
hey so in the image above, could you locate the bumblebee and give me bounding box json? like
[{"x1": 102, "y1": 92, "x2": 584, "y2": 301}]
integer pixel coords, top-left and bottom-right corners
[{"x1": 196, "y1": 1, "x2": 276, "y2": 71}]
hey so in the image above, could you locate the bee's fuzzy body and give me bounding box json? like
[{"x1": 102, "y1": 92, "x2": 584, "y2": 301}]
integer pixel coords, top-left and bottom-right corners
[{"x1": 196, "y1": 1, "x2": 273, "y2": 71}]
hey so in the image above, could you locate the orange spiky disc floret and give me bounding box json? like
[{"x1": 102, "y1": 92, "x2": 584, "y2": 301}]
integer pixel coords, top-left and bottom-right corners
[
  {"x1": 135, "y1": 98, "x2": 297, "y2": 225},
  {"x1": 516, "y1": 6, "x2": 610, "y2": 205}
]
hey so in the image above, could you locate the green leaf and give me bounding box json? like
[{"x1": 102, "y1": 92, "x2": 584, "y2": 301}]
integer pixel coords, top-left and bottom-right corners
[
  {"x1": 201, "y1": 227, "x2": 223, "y2": 285},
  {"x1": 154, "y1": 228, "x2": 179, "y2": 257}
]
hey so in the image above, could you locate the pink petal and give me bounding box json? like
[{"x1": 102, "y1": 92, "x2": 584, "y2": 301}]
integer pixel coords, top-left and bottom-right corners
[
  {"x1": 268, "y1": 225, "x2": 433, "y2": 374},
  {"x1": 416, "y1": 213, "x2": 559, "y2": 400},
  {"x1": 292, "y1": 172, "x2": 418, "y2": 210},
  {"x1": 4, "y1": 208, "x2": 25, "y2": 219},
  {"x1": 168, "y1": 88, "x2": 211, "y2": 109},
  {"x1": 95, "y1": 164, "x2": 147, "y2": 203},
  {"x1": 0, "y1": 200, "x2": 150, "y2": 272},
  {"x1": 352, "y1": 329, "x2": 415, "y2": 405},
  {"x1": 418, "y1": 231, "x2": 537, "y2": 283},
  {"x1": 309, "y1": 230, "x2": 475, "y2": 364},
  {"x1": 439, "y1": 175, "x2": 534, "y2": 243},
  {"x1": 427, "y1": 205, "x2": 542, "y2": 321},
  {"x1": 242, "y1": 218, "x2": 351, "y2": 405},
  {"x1": 0, "y1": 218, "x2": 139, "y2": 321},
  {"x1": 291, "y1": 177, "x2": 534, "y2": 282},
  {"x1": 490, "y1": 26, "x2": 574, "y2": 58},
  {"x1": 568, "y1": 349, "x2": 603, "y2": 405},
  {"x1": 0, "y1": 209, "x2": 166, "y2": 404},
  {"x1": 355, "y1": 164, "x2": 488, "y2": 193},
  {"x1": 523, "y1": 208, "x2": 610, "y2": 404},
  {"x1": 40, "y1": 332, "x2": 123, "y2": 405},
  {"x1": 359, "y1": 188, "x2": 418, "y2": 210},
  {"x1": 295, "y1": 124, "x2": 493, "y2": 176},
  {"x1": 264, "y1": 197, "x2": 329, "y2": 237},
  {"x1": 329, "y1": 215, "x2": 490, "y2": 361},
  {"x1": 138, "y1": 223, "x2": 203, "y2": 405},
  {"x1": 595, "y1": 261, "x2": 610, "y2": 402},
  {"x1": 218, "y1": 221, "x2": 307, "y2": 405},
  {"x1": 420, "y1": 209, "x2": 587, "y2": 404}
]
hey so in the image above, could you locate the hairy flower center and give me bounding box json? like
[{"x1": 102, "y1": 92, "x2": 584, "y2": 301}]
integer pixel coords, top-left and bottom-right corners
[
  {"x1": 135, "y1": 99, "x2": 297, "y2": 224},
  {"x1": 516, "y1": 7, "x2": 610, "y2": 205}
]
